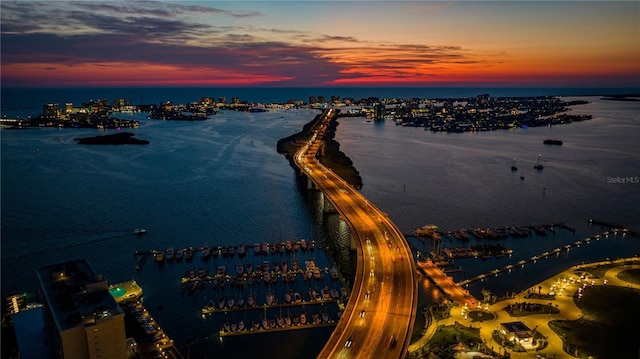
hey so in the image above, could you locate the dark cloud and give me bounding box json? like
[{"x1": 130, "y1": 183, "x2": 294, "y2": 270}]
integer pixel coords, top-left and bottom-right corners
[{"x1": 0, "y1": 1, "x2": 484, "y2": 86}]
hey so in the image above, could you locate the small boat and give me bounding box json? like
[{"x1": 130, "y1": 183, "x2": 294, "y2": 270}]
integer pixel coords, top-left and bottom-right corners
[
  {"x1": 262, "y1": 260, "x2": 270, "y2": 272},
  {"x1": 254, "y1": 243, "x2": 261, "y2": 255},
  {"x1": 261, "y1": 242, "x2": 269, "y2": 254},
  {"x1": 165, "y1": 248, "x2": 175, "y2": 261},
  {"x1": 277, "y1": 317, "x2": 284, "y2": 327},
  {"x1": 236, "y1": 263, "x2": 244, "y2": 275},
  {"x1": 278, "y1": 242, "x2": 285, "y2": 254},
  {"x1": 300, "y1": 239, "x2": 308, "y2": 251},
  {"x1": 284, "y1": 292, "x2": 292, "y2": 303},
  {"x1": 175, "y1": 248, "x2": 184, "y2": 261},
  {"x1": 221, "y1": 246, "x2": 228, "y2": 257},
  {"x1": 227, "y1": 297, "x2": 235, "y2": 308},
  {"x1": 330, "y1": 288, "x2": 339, "y2": 300},
  {"x1": 292, "y1": 261, "x2": 299, "y2": 271},
  {"x1": 202, "y1": 299, "x2": 216, "y2": 314},
  {"x1": 300, "y1": 313, "x2": 307, "y2": 325},
  {"x1": 238, "y1": 320, "x2": 245, "y2": 331},
  {"x1": 201, "y1": 245, "x2": 211, "y2": 261},
  {"x1": 155, "y1": 251, "x2": 165, "y2": 263},
  {"x1": 247, "y1": 294, "x2": 256, "y2": 307},
  {"x1": 218, "y1": 298, "x2": 225, "y2": 309},
  {"x1": 270, "y1": 243, "x2": 277, "y2": 254},
  {"x1": 285, "y1": 240, "x2": 292, "y2": 251},
  {"x1": 246, "y1": 263, "x2": 253, "y2": 274},
  {"x1": 263, "y1": 271, "x2": 272, "y2": 282},
  {"x1": 266, "y1": 292, "x2": 275, "y2": 305},
  {"x1": 313, "y1": 267, "x2": 322, "y2": 280},
  {"x1": 330, "y1": 267, "x2": 339, "y2": 280},
  {"x1": 237, "y1": 297, "x2": 244, "y2": 307},
  {"x1": 285, "y1": 317, "x2": 292, "y2": 326},
  {"x1": 185, "y1": 247, "x2": 194, "y2": 261},
  {"x1": 228, "y1": 245, "x2": 235, "y2": 257},
  {"x1": 281, "y1": 261, "x2": 288, "y2": 272},
  {"x1": 511, "y1": 158, "x2": 518, "y2": 171},
  {"x1": 238, "y1": 245, "x2": 246, "y2": 257},
  {"x1": 231, "y1": 322, "x2": 237, "y2": 332},
  {"x1": 534, "y1": 154, "x2": 544, "y2": 170},
  {"x1": 262, "y1": 318, "x2": 269, "y2": 329},
  {"x1": 214, "y1": 266, "x2": 224, "y2": 277},
  {"x1": 133, "y1": 229, "x2": 147, "y2": 235}
]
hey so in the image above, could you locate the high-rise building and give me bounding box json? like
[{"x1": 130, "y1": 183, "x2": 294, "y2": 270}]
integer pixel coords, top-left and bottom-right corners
[{"x1": 36, "y1": 259, "x2": 127, "y2": 359}]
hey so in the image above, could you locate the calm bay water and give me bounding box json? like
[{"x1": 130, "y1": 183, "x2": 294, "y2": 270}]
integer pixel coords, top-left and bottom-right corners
[{"x1": 2, "y1": 88, "x2": 639, "y2": 357}]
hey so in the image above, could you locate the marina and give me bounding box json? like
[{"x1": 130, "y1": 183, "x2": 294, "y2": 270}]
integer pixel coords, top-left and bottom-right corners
[{"x1": 458, "y1": 229, "x2": 622, "y2": 286}]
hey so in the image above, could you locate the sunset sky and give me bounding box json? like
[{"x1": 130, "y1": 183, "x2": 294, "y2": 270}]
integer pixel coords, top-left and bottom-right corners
[{"x1": 1, "y1": 1, "x2": 638, "y2": 88}]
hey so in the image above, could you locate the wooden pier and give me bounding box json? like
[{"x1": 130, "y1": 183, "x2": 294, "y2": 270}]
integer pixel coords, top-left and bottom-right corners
[{"x1": 458, "y1": 230, "x2": 618, "y2": 286}]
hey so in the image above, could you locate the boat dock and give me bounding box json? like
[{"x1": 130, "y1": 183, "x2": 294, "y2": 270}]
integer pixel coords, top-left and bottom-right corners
[
  {"x1": 219, "y1": 319, "x2": 337, "y2": 337},
  {"x1": 458, "y1": 230, "x2": 619, "y2": 286}
]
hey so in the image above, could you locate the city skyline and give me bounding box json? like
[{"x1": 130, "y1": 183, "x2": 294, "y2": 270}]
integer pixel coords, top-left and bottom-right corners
[{"x1": 1, "y1": 0, "x2": 639, "y2": 88}]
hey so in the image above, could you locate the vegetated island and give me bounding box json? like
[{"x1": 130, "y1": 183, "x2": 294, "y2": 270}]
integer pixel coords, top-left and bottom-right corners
[
  {"x1": 277, "y1": 109, "x2": 363, "y2": 190},
  {"x1": 74, "y1": 132, "x2": 149, "y2": 145},
  {"x1": 543, "y1": 139, "x2": 563, "y2": 145}
]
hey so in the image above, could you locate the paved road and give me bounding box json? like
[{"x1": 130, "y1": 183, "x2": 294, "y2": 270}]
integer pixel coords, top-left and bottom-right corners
[{"x1": 294, "y1": 109, "x2": 418, "y2": 359}]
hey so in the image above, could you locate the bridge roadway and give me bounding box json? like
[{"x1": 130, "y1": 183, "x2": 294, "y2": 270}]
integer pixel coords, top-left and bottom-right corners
[{"x1": 294, "y1": 109, "x2": 418, "y2": 359}]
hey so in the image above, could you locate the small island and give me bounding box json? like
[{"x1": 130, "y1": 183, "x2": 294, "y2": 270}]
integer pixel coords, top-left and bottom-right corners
[
  {"x1": 543, "y1": 139, "x2": 563, "y2": 145},
  {"x1": 74, "y1": 132, "x2": 149, "y2": 145}
]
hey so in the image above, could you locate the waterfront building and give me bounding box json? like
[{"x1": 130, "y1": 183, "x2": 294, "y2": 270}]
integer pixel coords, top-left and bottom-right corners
[{"x1": 36, "y1": 259, "x2": 128, "y2": 359}]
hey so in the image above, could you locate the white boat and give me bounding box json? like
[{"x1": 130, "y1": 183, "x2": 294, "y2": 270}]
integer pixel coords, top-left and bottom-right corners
[
  {"x1": 133, "y1": 229, "x2": 147, "y2": 235},
  {"x1": 266, "y1": 292, "x2": 275, "y2": 305},
  {"x1": 201, "y1": 245, "x2": 211, "y2": 260},
  {"x1": 202, "y1": 299, "x2": 215, "y2": 314},
  {"x1": 330, "y1": 267, "x2": 339, "y2": 280}
]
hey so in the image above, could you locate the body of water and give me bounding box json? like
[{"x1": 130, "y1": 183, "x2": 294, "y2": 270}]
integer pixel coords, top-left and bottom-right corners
[{"x1": 2, "y1": 87, "x2": 639, "y2": 358}]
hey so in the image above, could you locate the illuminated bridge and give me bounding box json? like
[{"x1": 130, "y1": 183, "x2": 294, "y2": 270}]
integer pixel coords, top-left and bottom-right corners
[{"x1": 294, "y1": 108, "x2": 418, "y2": 359}]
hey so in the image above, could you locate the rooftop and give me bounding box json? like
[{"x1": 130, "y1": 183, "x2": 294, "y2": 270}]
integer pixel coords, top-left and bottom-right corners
[{"x1": 36, "y1": 259, "x2": 124, "y2": 332}]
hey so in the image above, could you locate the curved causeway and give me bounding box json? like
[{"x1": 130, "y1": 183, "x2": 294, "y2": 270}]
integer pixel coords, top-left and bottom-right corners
[{"x1": 294, "y1": 109, "x2": 418, "y2": 359}]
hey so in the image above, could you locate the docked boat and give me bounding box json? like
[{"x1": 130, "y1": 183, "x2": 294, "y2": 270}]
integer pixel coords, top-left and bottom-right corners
[
  {"x1": 300, "y1": 313, "x2": 307, "y2": 325},
  {"x1": 292, "y1": 260, "x2": 300, "y2": 272},
  {"x1": 185, "y1": 247, "x2": 194, "y2": 261},
  {"x1": 227, "y1": 297, "x2": 235, "y2": 308},
  {"x1": 216, "y1": 265, "x2": 226, "y2": 277},
  {"x1": 228, "y1": 245, "x2": 235, "y2": 257},
  {"x1": 277, "y1": 317, "x2": 284, "y2": 327},
  {"x1": 279, "y1": 242, "x2": 285, "y2": 254},
  {"x1": 218, "y1": 298, "x2": 226, "y2": 309},
  {"x1": 238, "y1": 244, "x2": 246, "y2": 257},
  {"x1": 254, "y1": 243, "x2": 261, "y2": 255},
  {"x1": 236, "y1": 263, "x2": 244, "y2": 275},
  {"x1": 284, "y1": 292, "x2": 292, "y2": 303},
  {"x1": 293, "y1": 292, "x2": 302, "y2": 303},
  {"x1": 285, "y1": 317, "x2": 292, "y2": 326},
  {"x1": 330, "y1": 267, "x2": 339, "y2": 280},
  {"x1": 285, "y1": 240, "x2": 292, "y2": 251},
  {"x1": 266, "y1": 292, "x2": 275, "y2": 305},
  {"x1": 270, "y1": 243, "x2": 277, "y2": 254},
  {"x1": 263, "y1": 271, "x2": 272, "y2": 282},
  {"x1": 238, "y1": 320, "x2": 245, "y2": 331},
  {"x1": 155, "y1": 251, "x2": 165, "y2": 263},
  {"x1": 313, "y1": 267, "x2": 322, "y2": 280},
  {"x1": 262, "y1": 260, "x2": 270, "y2": 272},
  {"x1": 202, "y1": 299, "x2": 216, "y2": 314},
  {"x1": 330, "y1": 288, "x2": 339, "y2": 300},
  {"x1": 300, "y1": 239, "x2": 308, "y2": 251},
  {"x1": 175, "y1": 248, "x2": 184, "y2": 261},
  {"x1": 165, "y1": 248, "x2": 175, "y2": 261},
  {"x1": 201, "y1": 245, "x2": 211, "y2": 261},
  {"x1": 246, "y1": 263, "x2": 253, "y2": 274},
  {"x1": 281, "y1": 261, "x2": 288, "y2": 272}
]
